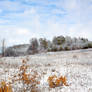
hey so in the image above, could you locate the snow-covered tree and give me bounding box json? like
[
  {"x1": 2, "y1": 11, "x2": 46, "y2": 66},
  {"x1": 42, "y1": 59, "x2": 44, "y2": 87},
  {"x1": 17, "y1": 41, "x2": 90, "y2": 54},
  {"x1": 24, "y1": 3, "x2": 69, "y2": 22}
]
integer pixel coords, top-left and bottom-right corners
[
  {"x1": 27, "y1": 38, "x2": 39, "y2": 54},
  {"x1": 39, "y1": 38, "x2": 48, "y2": 50},
  {"x1": 52, "y1": 36, "x2": 65, "y2": 45}
]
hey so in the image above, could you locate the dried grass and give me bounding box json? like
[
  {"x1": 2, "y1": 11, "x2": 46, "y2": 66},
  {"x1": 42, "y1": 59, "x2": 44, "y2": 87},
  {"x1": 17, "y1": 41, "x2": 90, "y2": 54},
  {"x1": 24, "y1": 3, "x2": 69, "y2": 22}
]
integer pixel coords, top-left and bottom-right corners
[{"x1": 47, "y1": 75, "x2": 68, "y2": 88}]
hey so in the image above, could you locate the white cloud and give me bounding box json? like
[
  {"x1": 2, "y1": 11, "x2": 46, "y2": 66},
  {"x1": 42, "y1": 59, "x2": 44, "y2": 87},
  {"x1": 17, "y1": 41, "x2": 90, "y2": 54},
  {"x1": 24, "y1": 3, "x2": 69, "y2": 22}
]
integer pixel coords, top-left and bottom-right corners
[
  {"x1": 64, "y1": 0, "x2": 78, "y2": 10},
  {"x1": 0, "y1": 0, "x2": 24, "y2": 12},
  {"x1": 16, "y1": 28, "x2": 30, "y2": 35},
  {"x1": 24, "y1": 8, "x2": 36, "y2": 15},
  {"x1": 67, "y1": 23, "x2": 92, "y2": 39},
  {"x1": 52, "y1": 9, "x2": 66, "y2": 15},
  {"x1": 0, "y1": 0, "x2": 92, "y2": 46},
  {"x1": 0, "y1": 20, "x2": 9, "y2": 24},
  {"x1": 0, "y1": 26, "x2": 32, "y2": 46}
]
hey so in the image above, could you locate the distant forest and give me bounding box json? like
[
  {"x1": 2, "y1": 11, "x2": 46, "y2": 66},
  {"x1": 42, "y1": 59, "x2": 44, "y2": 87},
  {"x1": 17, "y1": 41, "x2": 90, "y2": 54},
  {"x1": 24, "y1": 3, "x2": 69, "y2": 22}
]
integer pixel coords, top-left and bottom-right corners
[{"x1": 3, "y1": 35, "x2": 92, "y2": 56}]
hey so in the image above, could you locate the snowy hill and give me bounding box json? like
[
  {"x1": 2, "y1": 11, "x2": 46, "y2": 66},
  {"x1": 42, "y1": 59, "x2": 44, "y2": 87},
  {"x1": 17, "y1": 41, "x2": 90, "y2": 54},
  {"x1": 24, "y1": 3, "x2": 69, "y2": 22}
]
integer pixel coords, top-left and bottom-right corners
[{"x1": 0, "y1": 49, "x2": 92, "y2": 92}]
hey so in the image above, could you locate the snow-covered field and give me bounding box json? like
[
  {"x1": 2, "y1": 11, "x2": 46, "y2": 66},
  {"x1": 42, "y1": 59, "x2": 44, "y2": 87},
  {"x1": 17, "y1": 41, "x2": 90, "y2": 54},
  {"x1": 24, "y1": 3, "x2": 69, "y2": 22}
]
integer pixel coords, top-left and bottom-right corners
[{"x1": 0, "y1": 49, "x2": 92, "y2": 92}]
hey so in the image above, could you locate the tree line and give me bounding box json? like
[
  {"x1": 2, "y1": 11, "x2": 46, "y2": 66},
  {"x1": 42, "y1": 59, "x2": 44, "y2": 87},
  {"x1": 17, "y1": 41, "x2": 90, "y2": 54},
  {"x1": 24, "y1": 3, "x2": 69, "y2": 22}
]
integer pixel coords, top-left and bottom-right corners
[{"x1": 3, "y1": 35, "x2": 92, "y2": 56}]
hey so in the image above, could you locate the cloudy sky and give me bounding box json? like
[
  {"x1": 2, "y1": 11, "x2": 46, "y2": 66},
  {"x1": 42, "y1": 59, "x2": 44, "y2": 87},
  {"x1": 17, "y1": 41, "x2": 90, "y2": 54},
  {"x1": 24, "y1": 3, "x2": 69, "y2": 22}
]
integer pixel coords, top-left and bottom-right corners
[{"x1": 0, "y1": 0, "x2": 92, "y2": 46}]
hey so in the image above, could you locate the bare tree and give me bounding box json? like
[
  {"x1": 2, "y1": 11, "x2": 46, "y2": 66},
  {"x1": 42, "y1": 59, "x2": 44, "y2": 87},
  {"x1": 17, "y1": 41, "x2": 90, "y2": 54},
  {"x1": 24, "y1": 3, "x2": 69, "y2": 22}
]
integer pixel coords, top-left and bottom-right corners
[{"x1": 2, "y1": 39, "x2": 6, "y2": 56}]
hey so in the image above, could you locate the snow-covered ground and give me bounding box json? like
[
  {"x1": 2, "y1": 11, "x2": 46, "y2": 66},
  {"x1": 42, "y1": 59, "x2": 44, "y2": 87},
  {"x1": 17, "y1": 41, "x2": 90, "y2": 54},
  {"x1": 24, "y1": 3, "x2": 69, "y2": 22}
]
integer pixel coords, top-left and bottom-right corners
[{"x1": 0, "y1": 49, "x2": 92, "y2": 92}]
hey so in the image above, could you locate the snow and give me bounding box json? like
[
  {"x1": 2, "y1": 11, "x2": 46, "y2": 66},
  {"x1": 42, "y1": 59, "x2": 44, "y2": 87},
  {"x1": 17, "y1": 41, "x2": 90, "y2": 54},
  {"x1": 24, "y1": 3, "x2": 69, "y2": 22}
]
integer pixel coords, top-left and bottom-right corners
[{"x1": 0, "y1": 49, "x2": 92, "y2": 92}]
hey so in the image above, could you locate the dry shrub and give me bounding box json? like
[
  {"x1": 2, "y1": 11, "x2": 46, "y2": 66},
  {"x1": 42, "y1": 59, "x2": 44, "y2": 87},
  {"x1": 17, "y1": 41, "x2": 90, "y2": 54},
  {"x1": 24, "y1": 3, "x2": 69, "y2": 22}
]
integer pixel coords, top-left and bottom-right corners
[
  {"x1": 0, "y1": 81, "x2": 12, "y2": 92},
  {"x1": 10, "y1": 59, "x2": 40, "y2": 92},
  {"x1": 19, "y1": 60, "x2": 40, "y2": 92},
  {"x1": 47, "y1": 75, "x2": 68, "y2": 88}
]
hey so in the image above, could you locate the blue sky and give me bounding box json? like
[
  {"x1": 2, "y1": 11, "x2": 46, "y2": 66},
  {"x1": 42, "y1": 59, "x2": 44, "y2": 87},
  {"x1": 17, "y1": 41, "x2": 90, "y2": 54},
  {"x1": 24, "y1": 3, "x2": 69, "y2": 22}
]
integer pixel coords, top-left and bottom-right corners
[{"x1": 0, "y1": 0, "x2": 92, "y2": 46}]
